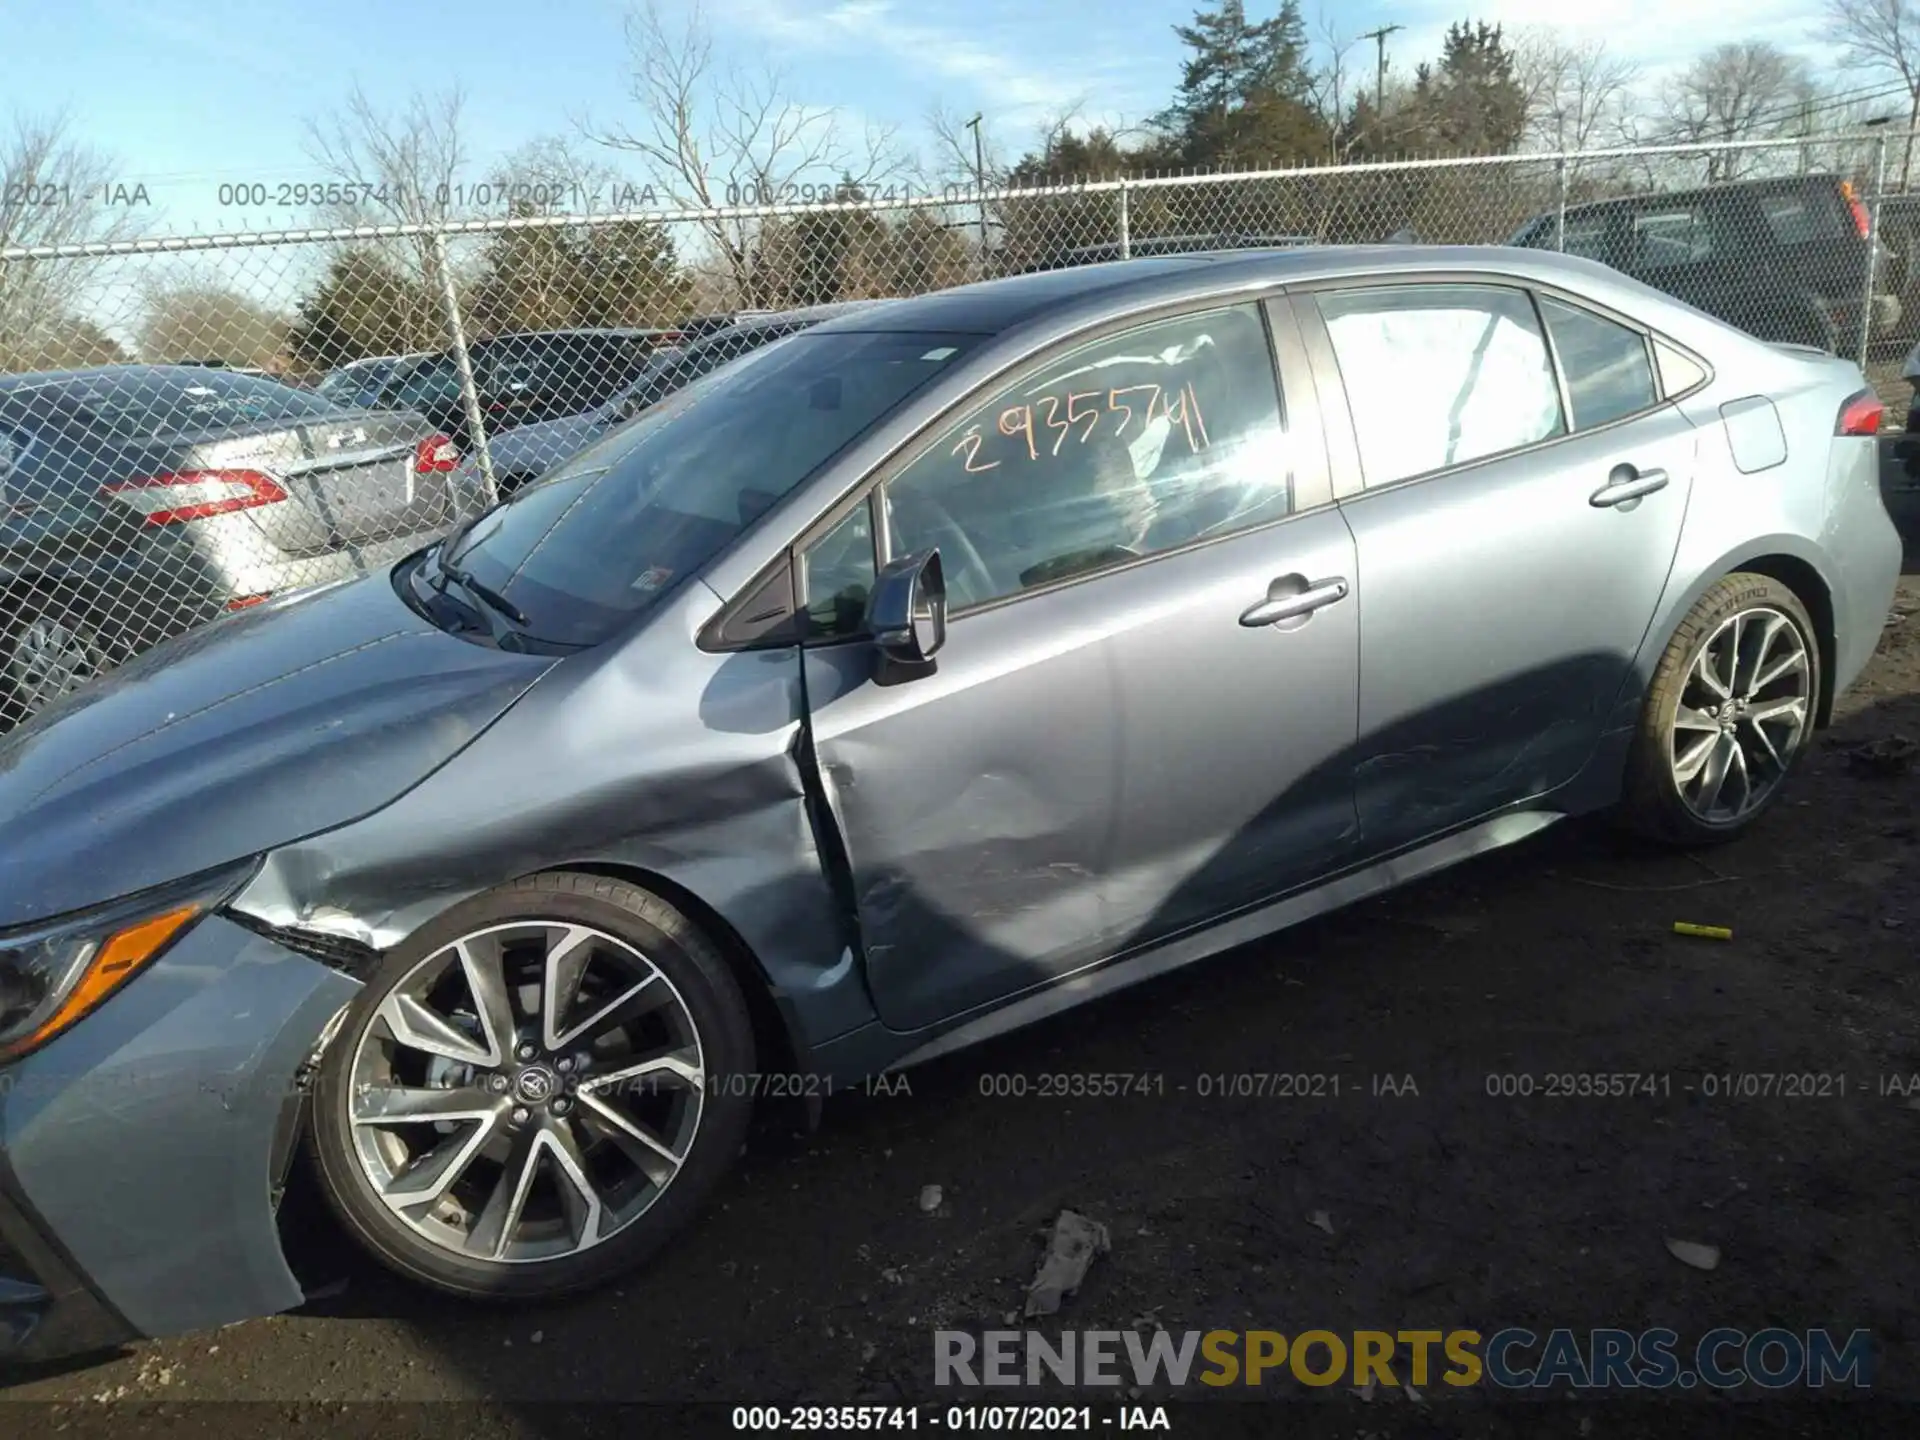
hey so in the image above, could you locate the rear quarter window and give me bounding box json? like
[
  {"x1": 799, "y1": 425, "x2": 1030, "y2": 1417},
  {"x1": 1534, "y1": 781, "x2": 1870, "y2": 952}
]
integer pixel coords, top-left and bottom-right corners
[
  {"x1": 1757, "y1": 191, "x2": 1842, "y2": 246},
  {"x1": 1538, "y1": 297, "x2": 1659, "y2": 429}
]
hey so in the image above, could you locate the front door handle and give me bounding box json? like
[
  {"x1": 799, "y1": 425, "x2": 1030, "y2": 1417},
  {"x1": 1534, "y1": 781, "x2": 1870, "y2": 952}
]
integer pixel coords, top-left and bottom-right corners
[
  {"x1": 1590, "y1": 465, "x2": 1670, "y2": 508},
  {"x1": 1240, "y1": 576, "x2": 1350, "y2": 627}
]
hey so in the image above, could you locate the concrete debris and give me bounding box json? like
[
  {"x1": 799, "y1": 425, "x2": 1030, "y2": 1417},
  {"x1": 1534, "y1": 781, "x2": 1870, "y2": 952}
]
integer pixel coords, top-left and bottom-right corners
[
  {"x1": 1023, "y1": 1209, "x2": 1111, "y2": 1317},
  {"x1": 1665, "y1": 1237, "x2": 1721, "y2": 1271}
]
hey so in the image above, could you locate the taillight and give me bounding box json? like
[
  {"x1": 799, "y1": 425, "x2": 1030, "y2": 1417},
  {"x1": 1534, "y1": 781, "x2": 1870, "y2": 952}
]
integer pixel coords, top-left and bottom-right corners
[
  {"x1": 1837, "y1": 388, "x2": 1885, "y2": 436},
  {"x1": 1841, "y1": 180, "x2": 1871, "y2": 238},
  {"x1": 102, "y1": 469, "x2": 288, "y2": 525},
  {"x1": 225, "y1": 594, "x2": 271, "y2": 611},
  {"x1": 414, "y1": 434, "x2": 460, "y2": 473}
]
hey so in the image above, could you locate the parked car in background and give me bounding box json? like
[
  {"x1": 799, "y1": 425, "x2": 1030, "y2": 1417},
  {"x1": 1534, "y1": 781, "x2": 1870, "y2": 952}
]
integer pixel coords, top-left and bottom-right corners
[
  {"x1": 1025, "y1": 233, "x2": 1315, "y2": 273},
  {"x1": 318, "y1": 353, "x2": 425, "y2": 409},
  {"x1": 0, "y1": 364, "x2": 463, "y2": 730},
  {"x1": 0, "y1": 246, "x2": 1899, "y2": 1358},
  {"x1": 1508, "y1": 173, "x2": 1901, "y2": 354},
  {"x1": 1888, "y1": 335, "x2": 1920, "y2": 487},
  {"x1": 462, "y1": 301, "x2": 881, "y2": 496},
  {"x1": 362, "y1": 329, "x2": 677, "y2": 447}
]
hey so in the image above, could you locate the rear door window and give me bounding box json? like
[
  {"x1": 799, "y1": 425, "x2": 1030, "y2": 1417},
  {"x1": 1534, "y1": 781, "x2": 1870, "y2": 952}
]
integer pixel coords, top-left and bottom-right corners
[
  {"x1": 1631, "y1": 205, "x2": 1714, "y2": 268},
  {"x1": 1560, "y1": 214, "x2": 1619, "y2": 263},
  {"x1": 1314, "y1": 283, "x2": 1565, "y2": 487}
]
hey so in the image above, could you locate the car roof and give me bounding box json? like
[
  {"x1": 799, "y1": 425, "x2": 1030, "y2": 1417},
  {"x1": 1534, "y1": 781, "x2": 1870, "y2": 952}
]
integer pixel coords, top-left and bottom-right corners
[
  {"x1": 476, "y1": 327, "x2": 669, "y2": 344},
  {"x1": 0, "y1": 363, "x2": 294, "y2": 396},
  {"x1": 801, "y1": 245, "x2": 1660, "y2": 339},
  {"x1": 1550, "y1": 172, "x2": 1847, "y2": 223},
  {"x1": 730, "y1": 298, "x2": 885, "y2": 331}
]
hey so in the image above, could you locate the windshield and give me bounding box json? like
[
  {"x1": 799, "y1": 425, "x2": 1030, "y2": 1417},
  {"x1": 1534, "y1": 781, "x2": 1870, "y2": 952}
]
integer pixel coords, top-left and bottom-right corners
[
  {"x1": 319, "y1": 361, "x2": 386, "y2": 401},
  {"x1": 442, "y1": 329, "x2": 977, "y2": 648},
  {"x1": 604, "y1": 329, "x2": 801, "y2": 423}
]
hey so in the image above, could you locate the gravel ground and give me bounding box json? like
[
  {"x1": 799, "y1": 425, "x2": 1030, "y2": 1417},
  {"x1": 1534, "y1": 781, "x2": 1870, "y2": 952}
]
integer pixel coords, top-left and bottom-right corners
[{"x1": 3, "y1": 469, "x2": 1919, "y2": 1434}]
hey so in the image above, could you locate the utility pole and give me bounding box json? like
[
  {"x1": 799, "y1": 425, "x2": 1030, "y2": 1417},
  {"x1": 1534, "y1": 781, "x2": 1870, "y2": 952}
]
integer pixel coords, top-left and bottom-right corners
[
  {"x1": 1361, "y1": 23, "x2": 1402, "y2": 119},
  {"x1": 965, "y1": 113, "x2": 989, "y2": 274}
]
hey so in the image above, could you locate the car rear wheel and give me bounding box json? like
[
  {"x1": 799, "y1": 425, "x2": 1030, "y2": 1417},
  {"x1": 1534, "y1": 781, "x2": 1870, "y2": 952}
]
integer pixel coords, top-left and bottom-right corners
[
  {"x1": 1619, "y1": 573, "x2": 1820, "y2": 845},
  {"x1": 0, "y1": 592, "x2": 112, "y2": 730},
  {"x1": 310, "y1": 871, "x2": 756, "y2": 1299}
]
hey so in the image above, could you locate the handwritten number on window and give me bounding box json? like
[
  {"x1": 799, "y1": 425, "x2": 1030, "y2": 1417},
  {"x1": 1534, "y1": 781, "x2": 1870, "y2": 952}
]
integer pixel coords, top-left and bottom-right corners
[
  {"x1": 997, "y1": 404, "x2": 1038, "y2": 460},
  {"x1": 947, "y1": 381, "x2": 1212, "y2": 478},
  {"x1": 952, "y1": 424, "x2": 999, "y2": 473},
  {"x1": 1107, "y1": 385, "x2": 1159, "y2": 436}
]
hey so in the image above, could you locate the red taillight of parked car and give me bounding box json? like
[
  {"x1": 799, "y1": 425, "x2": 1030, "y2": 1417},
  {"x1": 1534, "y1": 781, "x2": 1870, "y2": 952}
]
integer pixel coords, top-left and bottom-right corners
[
  {"x1": 414, "y1": 434, "x2": 461, "y2": 473},
  {"x1": 102, "y1": 469, "x2": 290, "y2": 525},
  {"x1": 1836, "y1": 388, "x2": 1885, "y2": 436},
  {"x1": 225, "y1": 594, "x2": 271, "y2": 611},
  {"x1": 1840, "y1": 180, "x2": 1872, "y2": 238}
]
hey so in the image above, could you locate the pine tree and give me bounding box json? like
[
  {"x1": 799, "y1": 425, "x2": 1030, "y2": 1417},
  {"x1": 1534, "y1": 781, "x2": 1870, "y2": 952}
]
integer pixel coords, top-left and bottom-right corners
[
  {"x1": 1407, "y1": 22, "x2": 1527, "y2": 155},
  {"x1": 1156, "y1": 0, "x2": 1325, "y2": 168}
]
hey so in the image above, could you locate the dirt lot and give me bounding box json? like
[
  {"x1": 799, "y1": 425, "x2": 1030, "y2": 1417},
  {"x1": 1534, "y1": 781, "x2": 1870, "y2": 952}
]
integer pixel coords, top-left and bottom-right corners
[{"x1": 3, "y1": 473, "x2": 1919, "y2": 1433}]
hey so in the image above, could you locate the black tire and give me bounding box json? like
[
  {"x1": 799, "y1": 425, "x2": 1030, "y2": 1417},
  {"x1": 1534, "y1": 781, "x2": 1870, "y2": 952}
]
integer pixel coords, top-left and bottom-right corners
[
  {"x1": 0, "y1": 589, "x2": 113, "y2": 732},
  {"x1": 310, "y1": 870, "x2": 757, "y2": 1300},
  {"x1": 1619, "y1": 573, "x2": 1822, "y2": 846}
]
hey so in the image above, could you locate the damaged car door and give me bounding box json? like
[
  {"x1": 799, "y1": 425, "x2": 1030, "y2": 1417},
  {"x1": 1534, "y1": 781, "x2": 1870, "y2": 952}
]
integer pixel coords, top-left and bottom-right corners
[
  {"x1": 1296, "y1": 281, "x2": 1697, "y2": 850},
  {"x1": 799, "y1": 301, "x2": 1361, "y2": 1031}
]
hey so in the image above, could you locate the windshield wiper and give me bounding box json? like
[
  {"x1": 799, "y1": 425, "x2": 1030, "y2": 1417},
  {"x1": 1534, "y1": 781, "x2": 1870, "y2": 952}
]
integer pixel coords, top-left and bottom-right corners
[
  {"x1": 430, "y1": 509, "x2": 528, "y2": 627},
  {"x1": 436, "y1": 554, "x2": 528, "y2": 627}
]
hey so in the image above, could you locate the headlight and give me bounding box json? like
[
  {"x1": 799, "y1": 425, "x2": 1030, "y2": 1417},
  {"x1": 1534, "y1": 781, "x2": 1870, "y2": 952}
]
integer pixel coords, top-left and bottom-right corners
[{"x1": 0, "y1": 865, "x2": 253, "y2": 1064}]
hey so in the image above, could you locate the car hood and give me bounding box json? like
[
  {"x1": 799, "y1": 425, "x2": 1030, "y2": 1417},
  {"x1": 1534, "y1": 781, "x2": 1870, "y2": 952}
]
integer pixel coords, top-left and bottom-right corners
[
  {"x1": 485, "y1": 412, "x2": 607, "y2": 478},
  {"x1": 0, "y1": 575, "x2": 558, "y2": 929}
]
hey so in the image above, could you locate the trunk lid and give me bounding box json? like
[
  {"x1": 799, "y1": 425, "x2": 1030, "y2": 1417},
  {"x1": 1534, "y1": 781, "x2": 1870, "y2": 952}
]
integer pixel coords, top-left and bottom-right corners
[{"x1": 185, "y1": 410, "x2": 453, "y2": 557}]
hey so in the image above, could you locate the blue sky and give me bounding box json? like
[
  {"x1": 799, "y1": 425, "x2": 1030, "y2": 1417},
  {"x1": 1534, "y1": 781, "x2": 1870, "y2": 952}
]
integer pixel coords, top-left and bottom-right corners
[{"x1": 11, "y1": 0, "x2": 1834, "y2": 239}]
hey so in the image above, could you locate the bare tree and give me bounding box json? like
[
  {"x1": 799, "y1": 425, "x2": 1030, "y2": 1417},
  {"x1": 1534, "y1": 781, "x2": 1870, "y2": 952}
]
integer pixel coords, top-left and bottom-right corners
[
  {"x1": 0, "y1": 112, "x2": 143, "y2": 373},
  {"x1": 493, "y1": 134, "x2": 639, "y2": 216},
  {"x1": 136, "y1": 269, "x2": 289, "y2": 368},
  {"x1": 923, "y1": 103, "x2": 1005, "y2": 194},
  {"x1": 581, "y1": 0, "x2": 907, "y2": 304},
  {"x1": 1827, "y1": 0, "x2": 1920, "y2": 186},
  {"x1": 1305, "y1": 11, "x2": 1365, "y2": 161},
  {"x1": 304, "y1": 86, "x2": 472, "y2": 348},
  {"x1": 1659, "y1": 42, "x2": 1812, "y2": 180},
  {"x1": 1514, "y1": 29, "x2": 1640, "y2": 154}
]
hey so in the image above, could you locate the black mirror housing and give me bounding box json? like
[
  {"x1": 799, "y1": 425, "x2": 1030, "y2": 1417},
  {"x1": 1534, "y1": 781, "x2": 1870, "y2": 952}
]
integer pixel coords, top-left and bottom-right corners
[{"x1": 865, "y1": 548, "x2": 947, "y2": 678}]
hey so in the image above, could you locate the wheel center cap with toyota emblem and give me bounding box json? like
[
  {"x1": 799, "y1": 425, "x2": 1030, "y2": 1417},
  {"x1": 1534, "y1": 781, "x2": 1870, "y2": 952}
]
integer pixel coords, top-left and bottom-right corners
[{"x1": 513, "y1": 1065, "x2": 558, "y2": 1104}]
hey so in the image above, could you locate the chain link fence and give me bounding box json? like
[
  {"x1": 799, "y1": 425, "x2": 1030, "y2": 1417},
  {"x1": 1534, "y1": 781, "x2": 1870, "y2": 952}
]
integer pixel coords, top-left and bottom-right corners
[{"x1": 1, "y1": 129, "x2": 1914, "y2": 730}]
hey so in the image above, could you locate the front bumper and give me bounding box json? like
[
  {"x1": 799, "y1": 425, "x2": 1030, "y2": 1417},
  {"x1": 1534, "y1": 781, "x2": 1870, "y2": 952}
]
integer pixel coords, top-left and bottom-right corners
[
  {"x1": 0, "y1": 912, "x2": 358, "y2": 1363},
  {"x1": 0, "y1": 1160, "x2": 134, "y2": 1361}
]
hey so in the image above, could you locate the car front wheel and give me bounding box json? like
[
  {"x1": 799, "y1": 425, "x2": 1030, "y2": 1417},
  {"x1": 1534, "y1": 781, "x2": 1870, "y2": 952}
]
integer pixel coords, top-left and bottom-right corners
[
  {"x1": 0, "y1": 591, "x2": 112, "y2": 730},
  {"x1": 310, "y1": 871, "x2": 756, "y2": 1299},
  {"x1": 1619, "y1": 573, "x2": 1821, "y2": 845}
]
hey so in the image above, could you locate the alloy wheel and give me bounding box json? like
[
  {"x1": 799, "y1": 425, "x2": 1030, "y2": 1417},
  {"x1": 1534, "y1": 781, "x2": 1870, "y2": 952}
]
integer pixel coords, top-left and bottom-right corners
[
  {"x1": 5, "y1": 615, "x2": 106, "y2": 712},
  {"x1": 1669, "y1": 605, "x2": 1812, "y2": 825},
  {"x1": 345, "y1": 920, "x2": 706, "y2": 1265}
]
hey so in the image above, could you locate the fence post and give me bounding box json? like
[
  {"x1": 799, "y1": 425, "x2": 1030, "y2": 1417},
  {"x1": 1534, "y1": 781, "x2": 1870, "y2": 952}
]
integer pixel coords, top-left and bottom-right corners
[
  {"x1": 430, "y1": 228, "x2": 497, "y2": 511},
  {"x1": 1859, "y1": 134, "x2": 1890, "y2": 370},
  {"x1": 1553, "y1": 157, "x2": 1569, "y2": 251},
  {"x1": 1118, "y1": 179, "x2": 1132, "y2": 260}
]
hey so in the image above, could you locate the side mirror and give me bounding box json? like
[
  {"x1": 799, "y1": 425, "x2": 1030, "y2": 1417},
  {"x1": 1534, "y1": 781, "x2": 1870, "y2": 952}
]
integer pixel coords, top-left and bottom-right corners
[{"x1": 866, "y1": 548, "x2": 946, "y2": 676}]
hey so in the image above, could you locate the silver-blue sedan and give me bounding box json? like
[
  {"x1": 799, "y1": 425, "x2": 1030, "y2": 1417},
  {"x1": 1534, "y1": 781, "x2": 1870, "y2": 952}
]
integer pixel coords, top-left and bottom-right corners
[{"x1": 0, "y1": 245, "x2": 1901, "y2": 1353}]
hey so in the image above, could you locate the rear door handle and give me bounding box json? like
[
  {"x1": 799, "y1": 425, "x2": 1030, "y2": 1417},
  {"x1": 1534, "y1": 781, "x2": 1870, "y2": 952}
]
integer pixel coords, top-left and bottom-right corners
[
  {"x1": 1240, "y1": 576, "x2": 1350, "y2": 627},
  {"x1": 1590, "y1": 466, "x2": 1670, "y2": 508}
]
